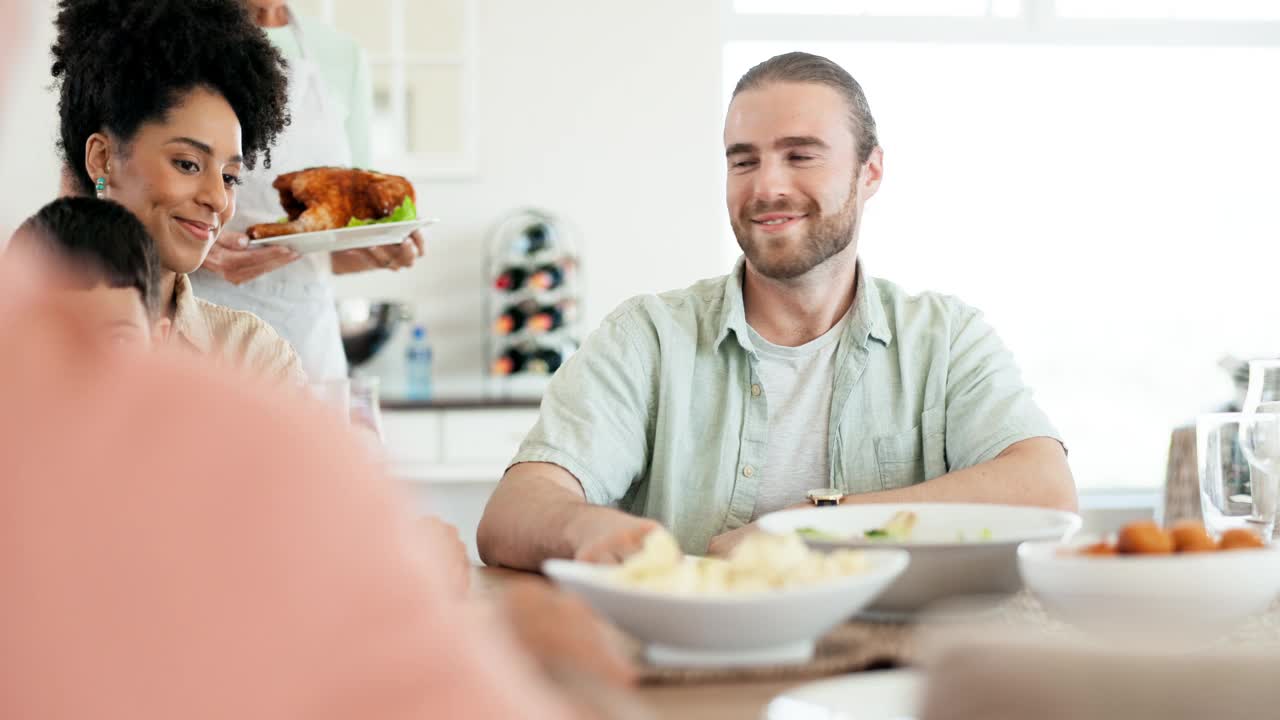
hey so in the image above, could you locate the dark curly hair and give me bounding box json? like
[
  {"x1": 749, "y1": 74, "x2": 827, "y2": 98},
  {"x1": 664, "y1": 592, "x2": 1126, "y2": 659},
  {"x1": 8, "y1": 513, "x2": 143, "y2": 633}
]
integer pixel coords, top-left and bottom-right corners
[{"x1": 52, "y1": 0, "x2": 291, "y2": 197}]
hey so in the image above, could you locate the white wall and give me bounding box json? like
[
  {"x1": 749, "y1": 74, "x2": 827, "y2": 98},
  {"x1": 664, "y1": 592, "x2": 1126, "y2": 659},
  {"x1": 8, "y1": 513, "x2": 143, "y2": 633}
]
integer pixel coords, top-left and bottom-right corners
[
  {"x1": 0, "y1": 0, "x2": 59, "y2": 236},
  {"x1": 332, "y1": 0, "x2": 728, "y2": 378},
  {"x1": 0, "y1": 1, "x2": 728, "y2": 381}
]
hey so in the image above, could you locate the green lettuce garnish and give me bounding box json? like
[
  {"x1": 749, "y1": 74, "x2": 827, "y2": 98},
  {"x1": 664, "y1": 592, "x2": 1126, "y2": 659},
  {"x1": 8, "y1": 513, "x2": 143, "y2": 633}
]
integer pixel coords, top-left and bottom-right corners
[
  {"x1": 796, "y1": 527, "x2": 844, "y2": 541},
  {"x1": 346, "y1": 197, "x2": 417, "y2": 227}
]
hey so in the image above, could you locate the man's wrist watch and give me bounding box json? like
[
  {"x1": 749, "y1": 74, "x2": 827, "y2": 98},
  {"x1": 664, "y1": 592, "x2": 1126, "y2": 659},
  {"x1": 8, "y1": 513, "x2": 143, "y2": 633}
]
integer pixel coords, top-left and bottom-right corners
[{"x1": 806, "y1": 488, "x2": 844, "y2": 507}]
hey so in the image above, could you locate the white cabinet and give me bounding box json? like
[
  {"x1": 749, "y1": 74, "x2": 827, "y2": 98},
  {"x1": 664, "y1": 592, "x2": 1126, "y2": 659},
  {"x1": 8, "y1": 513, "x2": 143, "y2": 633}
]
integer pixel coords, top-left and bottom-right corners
[
  {"x1": 382, "y1": 406, "x2": 540, "y2": 562},
  {"x1": 440, "y1": 409, "x2": 539, "y2": 464},
  {"x1": 382, "y1": 407, "x2": 539, "y2": 481},
  {"x1": 382, "y1": 411, "x2": 442, "y2": 465}
]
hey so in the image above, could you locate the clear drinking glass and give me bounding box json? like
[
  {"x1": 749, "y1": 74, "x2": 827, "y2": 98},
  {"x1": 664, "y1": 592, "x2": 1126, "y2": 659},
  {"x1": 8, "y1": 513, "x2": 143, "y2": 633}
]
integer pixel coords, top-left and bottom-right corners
[
  {"x1": 308, "y1": 377, "x2": 351, "y2": 423},
  {"x1": 1237, "y1": 412, "x2": 1280, "y2": 542},
  {"x1": 1242, "y1": 359, "x2": 1280, "y2": 413},
  {"x1": 1198, "y1": 413, "x2": 1269, "y2": 537},
  {"x1": 349, "y1": 375, "x2": 384, "y2": 444}
]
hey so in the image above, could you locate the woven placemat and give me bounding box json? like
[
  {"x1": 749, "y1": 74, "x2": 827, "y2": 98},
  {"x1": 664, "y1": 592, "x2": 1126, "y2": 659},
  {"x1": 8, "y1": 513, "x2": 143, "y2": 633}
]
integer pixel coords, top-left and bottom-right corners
[
  {"x1": 631, "y1": 592, "x2": 1056, "y2": 686},
  {"x1": 634, "y1": 618, "x2": 913, "y2": 685},
  {"x1": 631, "y1": 590, "x2": 1280, "y2": 686}
]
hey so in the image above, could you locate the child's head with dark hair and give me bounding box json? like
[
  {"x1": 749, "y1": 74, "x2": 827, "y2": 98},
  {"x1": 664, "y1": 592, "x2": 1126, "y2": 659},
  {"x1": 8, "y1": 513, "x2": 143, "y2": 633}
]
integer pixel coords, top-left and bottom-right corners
[
  {"x1": 51, "y1": 0, "x2": 291, "y2": 276},
  {"x1": 12, "y1": 197, "x2": 168, "y2": 347}
]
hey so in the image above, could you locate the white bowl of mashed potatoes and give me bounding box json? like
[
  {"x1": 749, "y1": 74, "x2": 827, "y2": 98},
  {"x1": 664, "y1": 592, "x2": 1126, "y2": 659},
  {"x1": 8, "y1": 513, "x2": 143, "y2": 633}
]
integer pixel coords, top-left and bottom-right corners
[{"x1": 543, "y1": 530, "x2": 908, "y2": 667}]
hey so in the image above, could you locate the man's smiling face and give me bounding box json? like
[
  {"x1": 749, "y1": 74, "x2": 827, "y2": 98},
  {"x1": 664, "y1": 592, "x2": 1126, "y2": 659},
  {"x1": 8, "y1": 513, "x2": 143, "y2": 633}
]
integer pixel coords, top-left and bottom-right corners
[{"x1": 725, "y1": 81, "x2": 872, "y2": 280}]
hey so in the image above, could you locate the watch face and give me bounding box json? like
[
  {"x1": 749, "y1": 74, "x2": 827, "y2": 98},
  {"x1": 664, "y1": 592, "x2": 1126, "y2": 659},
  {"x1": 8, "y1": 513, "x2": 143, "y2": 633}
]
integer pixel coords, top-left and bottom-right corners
[{"x1": 806, "y1": 488, "x2": 842, "y2": 504}]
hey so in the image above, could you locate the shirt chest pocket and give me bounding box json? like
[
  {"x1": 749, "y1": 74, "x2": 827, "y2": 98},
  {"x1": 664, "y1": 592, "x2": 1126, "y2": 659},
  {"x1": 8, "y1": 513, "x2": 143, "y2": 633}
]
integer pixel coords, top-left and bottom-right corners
[{"x1": 873, "y1": 406, "x2": 948, "y2": 490}]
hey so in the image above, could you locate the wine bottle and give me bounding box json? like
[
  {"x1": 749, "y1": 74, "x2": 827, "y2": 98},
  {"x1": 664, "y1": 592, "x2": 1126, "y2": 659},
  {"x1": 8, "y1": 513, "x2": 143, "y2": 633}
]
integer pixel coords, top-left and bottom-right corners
[
  {"x1": 527, "y1": 299, "x2": 578, "y2": 333},
  {"x1": 511, "y1": 223, "x2": 551, "y2": 256},
  {"x1": 524, "y1": 347, "x2": 565, "y2": 375},
  {"x1": 493, "y1": 267, "x2": 528, "y2": 292},
  {"x1": 528, "y1": 264, "x2": 565, "y2": 291},
  {"x1": 527, "y1": 306, "x2": 564, "y2": 333},
  {"x1": 491, "y1": 346, "x2": 566, "y2": 376},
  {"x1": 491, "y1": 348, "x2": 524, "y2": 376},
  {"x1": 493, "y1": 305, "x2": 529, "y2": 335}
]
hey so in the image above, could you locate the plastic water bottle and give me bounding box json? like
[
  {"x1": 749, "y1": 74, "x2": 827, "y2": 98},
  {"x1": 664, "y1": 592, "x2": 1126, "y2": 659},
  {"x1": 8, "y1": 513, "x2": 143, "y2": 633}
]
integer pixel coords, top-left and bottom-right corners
[{"x1": 404, "y1": 325, "x2": 433, "y2": 400}]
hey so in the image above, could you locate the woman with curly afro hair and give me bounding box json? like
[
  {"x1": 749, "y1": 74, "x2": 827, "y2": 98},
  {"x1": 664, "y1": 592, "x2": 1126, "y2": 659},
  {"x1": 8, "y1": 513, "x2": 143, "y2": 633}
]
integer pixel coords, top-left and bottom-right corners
[{"x1": 52, "y1": 0, "x2": 304, "y2": 382}]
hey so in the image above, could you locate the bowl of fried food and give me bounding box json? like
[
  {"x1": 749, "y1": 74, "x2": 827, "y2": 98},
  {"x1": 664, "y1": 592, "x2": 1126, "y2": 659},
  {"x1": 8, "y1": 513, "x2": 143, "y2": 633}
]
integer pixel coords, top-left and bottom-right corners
[
  {"x1": 1018, "y1": 520, "x2": 1280, "y2": 640},
  {"x1": 543, "y1": 529, "x2": 908, "y2": 667}
]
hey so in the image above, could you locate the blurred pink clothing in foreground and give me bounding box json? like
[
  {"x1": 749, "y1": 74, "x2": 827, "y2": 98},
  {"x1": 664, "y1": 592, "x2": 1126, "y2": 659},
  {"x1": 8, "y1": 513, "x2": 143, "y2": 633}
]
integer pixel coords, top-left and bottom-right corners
[{"x1": 0, "y1": 256, "x2": 569, "y2": 719}]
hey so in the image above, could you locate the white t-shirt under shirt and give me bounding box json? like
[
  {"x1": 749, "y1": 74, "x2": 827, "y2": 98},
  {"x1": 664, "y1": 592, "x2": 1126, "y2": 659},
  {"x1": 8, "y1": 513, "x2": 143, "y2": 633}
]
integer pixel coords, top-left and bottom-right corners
[{"x1": 747, "y1": 309, "x2": 852, "y2": 521}]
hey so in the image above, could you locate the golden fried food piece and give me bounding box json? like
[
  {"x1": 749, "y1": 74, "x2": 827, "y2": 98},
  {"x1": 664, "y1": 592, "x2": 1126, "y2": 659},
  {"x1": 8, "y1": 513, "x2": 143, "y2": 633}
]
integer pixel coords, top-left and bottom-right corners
[
  {"x1": 1170, "y1": 520, "x2": 1217, "y2": 553},
  {"x1": 247, "y1": 167, "x2": 416, "y2": 239},
  {"x1": 1116, "y1": 521, "x2": 1174, "y2": 554},
  {"x1": 1077, "y1": 541, "x2": 1118, "y2": 556},
  {"x1": 1218, "y1": 528, "x2": 1266, "y2": 550}
]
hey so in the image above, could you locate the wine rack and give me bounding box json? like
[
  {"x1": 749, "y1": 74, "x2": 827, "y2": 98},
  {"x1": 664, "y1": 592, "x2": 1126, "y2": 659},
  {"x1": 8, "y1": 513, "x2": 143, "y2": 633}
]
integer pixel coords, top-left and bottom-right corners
[{"x1": 484, "y1": 208, "x2": 581, "y2": 396}]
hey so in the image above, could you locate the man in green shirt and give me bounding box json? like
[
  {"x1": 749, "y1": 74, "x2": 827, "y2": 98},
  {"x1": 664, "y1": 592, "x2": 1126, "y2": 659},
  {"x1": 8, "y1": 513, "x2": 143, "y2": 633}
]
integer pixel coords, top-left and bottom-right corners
[{"x1": 478, "y1": 52, "x2": 1075, "y2": 570}]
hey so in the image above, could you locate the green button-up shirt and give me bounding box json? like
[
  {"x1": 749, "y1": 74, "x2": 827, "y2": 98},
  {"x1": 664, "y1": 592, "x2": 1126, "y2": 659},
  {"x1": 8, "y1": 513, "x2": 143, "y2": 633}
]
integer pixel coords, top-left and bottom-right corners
[{"x1": 511, "y1": 259, "x2": 1061, "y2": 554}]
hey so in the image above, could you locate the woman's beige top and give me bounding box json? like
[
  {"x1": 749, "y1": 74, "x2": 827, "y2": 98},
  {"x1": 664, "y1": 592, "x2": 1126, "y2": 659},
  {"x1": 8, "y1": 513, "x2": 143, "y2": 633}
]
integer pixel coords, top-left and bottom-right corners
[{"x1": 171, "y1": 274, "x2": 306, "y2": 384}]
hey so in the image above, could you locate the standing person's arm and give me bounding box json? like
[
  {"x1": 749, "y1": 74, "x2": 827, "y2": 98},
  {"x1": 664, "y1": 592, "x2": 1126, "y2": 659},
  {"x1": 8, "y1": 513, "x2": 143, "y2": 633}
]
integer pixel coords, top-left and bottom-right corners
[{"x1": 478, "y1": 302, "x2": 661, "y2": 570}]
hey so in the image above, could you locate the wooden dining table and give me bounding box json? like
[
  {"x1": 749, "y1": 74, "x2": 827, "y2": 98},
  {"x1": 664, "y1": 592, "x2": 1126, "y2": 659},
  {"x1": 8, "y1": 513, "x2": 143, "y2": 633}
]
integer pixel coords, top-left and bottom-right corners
[{"x1": 472, "y1": 566, "x2": 823, "y2": 720}]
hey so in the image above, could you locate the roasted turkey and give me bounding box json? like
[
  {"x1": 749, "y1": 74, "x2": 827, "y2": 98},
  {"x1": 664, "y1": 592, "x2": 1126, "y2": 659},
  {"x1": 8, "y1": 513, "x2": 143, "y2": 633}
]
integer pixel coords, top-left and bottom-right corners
[{"x1": 246, "y1": 167, "x2": 417, "y2": 239}]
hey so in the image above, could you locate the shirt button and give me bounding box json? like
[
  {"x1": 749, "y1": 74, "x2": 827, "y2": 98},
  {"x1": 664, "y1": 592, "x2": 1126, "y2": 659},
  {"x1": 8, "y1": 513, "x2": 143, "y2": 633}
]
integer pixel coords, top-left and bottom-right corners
[
  {"x1": 742, "y1": 465, "x2": 755, "y2": 478},
  {"x1": 751, "y1": 384, "x2": 762, "y2": 397}
]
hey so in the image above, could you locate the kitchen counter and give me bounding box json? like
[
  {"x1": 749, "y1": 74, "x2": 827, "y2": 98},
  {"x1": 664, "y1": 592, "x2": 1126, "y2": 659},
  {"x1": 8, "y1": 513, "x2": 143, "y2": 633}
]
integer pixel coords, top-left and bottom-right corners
[
  {"x1": 375, "y1": 373, "x2": 546, "y2": 411},
  {"x1": 382, "y1": 396, "x2": 541, "y2": 410}
]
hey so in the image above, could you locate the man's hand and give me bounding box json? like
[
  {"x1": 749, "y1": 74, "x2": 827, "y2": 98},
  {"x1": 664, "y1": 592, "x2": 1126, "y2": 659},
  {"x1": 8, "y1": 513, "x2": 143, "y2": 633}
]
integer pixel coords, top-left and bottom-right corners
[
  {"x1": 499, "y1": 579, "x2": 637, "y2": 688},
  {"x1": 570, "y1": 513, "x2": 661, "y2": 565},
  {"x1": 331, "y1": 230, "x2": 425, "y2": 274},
  {"x1": 705, "y1": 499, "x2": 813, "y2": 557},
  {"x1": 200, "y1": 230, "x2": 300, "y2": 285},
  {"x1": 706, "y1": 523, "x2": 761, "y2": 558},
  {"x1": 418, "y1": 515, "x2": 470, "y2": 597}
]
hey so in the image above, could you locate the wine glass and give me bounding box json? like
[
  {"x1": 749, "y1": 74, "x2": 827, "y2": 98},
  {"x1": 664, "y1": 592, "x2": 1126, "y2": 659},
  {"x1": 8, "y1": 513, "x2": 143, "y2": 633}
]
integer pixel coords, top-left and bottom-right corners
[
  {"x1": 1242, "y1": 359, "x2": 1280, "y2": 413},
  {"x1": 1236, "y1": 412, "x2": 1280, "y2": 542},
  {"x1": 307, "y1": 377, "x2": 383, "y2": 447}
]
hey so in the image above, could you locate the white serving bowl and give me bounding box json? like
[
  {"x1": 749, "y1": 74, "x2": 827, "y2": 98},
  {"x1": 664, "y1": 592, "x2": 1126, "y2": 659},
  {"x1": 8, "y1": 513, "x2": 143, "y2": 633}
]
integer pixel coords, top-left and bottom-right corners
[
  {"x1": 542, "y1": 548, "x2": 909, "y2": 667},
  {"x1": 1019, "y1": 539, "x2": 1280, "y2": 639},
  {"x1": 758, "y1": 503, "x2": 1081, "y2": 614}
]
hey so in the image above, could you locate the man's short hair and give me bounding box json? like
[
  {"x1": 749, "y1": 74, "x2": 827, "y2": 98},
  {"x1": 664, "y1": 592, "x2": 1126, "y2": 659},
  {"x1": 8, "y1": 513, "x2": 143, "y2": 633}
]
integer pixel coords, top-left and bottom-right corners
[
  {"x1": 733, "y1": 51, "x2": 880, "y2": 164},
  {"x1": 14, "y1": 197, "x2": 163, "y2": 319}
]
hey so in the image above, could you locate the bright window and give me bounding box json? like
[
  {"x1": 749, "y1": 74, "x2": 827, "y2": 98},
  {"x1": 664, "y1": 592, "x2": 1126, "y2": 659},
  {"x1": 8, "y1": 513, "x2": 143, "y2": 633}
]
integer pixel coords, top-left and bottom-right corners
[
  {"x1": 1056, "y1": 0, "x2": 1280, "y2": 21},
  {"x1": 734, "y1": 0, "x2": 1021, "y2": 17},
  {"x1": 723, "y1": 3, "x2": 1280, "y2": 490},
  {"x1": 286, "y1": 0, "x2": 476, "y2": 178}
]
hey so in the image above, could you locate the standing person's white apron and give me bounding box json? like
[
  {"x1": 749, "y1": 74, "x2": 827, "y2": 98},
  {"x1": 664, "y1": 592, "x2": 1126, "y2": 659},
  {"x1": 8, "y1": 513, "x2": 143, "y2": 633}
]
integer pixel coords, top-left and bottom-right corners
[{"x1": 191, "y1": 14, "x2": 350, "y2": 380}]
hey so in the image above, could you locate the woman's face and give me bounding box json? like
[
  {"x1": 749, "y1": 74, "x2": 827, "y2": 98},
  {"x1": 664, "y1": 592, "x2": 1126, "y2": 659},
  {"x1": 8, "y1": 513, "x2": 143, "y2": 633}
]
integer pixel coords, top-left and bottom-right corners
[{"x1": 103, "y1": 87, "x2": 243, "y2": 275}]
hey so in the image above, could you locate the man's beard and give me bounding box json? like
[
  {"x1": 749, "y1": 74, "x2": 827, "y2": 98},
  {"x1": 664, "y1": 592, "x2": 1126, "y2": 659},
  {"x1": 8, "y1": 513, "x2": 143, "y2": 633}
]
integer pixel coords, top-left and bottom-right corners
[{"x1": 732, "y1": 181, "x2": 859, "y2": 281}]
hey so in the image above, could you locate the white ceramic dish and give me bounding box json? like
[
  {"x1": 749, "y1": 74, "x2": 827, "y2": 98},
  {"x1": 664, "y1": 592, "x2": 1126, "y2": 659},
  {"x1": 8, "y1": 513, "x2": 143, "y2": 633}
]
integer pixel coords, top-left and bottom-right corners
[
  {"x1": 758, "y1": 503, "x2": 1082, "y2": 614},
  {"x1": 247, "y1": 218, "x2": 436, "y2": 254},
  {"x1": 764, "y1": 669, "x2": 921, "y2": 720},
  {"x1": 1019, "y1": 538, "x2": 1280, "y2": 638},
  {"x1": 542, "y1": 549, "x2": 909, "y2": 667}
]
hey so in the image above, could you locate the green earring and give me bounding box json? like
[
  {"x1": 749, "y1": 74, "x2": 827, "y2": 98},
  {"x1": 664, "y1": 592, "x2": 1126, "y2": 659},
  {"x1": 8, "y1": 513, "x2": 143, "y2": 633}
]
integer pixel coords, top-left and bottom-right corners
[{"x1": 95, "y1": 176, "x2": 106, "y2": 199}]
